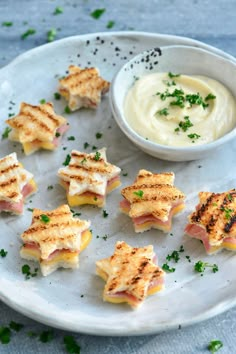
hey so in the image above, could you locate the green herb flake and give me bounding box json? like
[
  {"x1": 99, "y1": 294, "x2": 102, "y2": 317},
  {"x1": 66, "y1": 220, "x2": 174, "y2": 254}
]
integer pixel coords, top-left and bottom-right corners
[
  {"x1": 27, "y1": 331, "x2": 38, "y2": 337},
  {"x1": 106, "y1": 20, "x2": 115, "y2": 29},
  {"x1": 2, "y1": 22, "x2": 13, "y2": 27},
  {"x1": 187, "y1": 133, "x2": 201, "y2": 140},
  {"x1": 84, "y1": 142, "x2": 90, "y2": 149},
  {"x1": 92, "y1": 145, "x2": 97, "y2": 150},
  {"x1": 53, "y1": 6, "x2": 63, "y2": 15},
  {"x1": 64, "y1": 335, "x2": 81, "y2": 354},
  {"x1": 122, "y1": 172, "x2": 128, "y2": 177},
  {"x1": 27, "y1": 208, "x2": 34, "y2": 212},
  {"x1": 40, "y1": 214, "x2": 50, "y2": 223},
  {"x1": 194, "y1": 260, "x2": 219, "y2": 274},
  {"x1": 80, "y1": 157, "x2": 87, "y2": 165},
  {"x1": 205, "y1": 93, "x2": 216, "y2": 101},
  {"x1": 54, "y1": 92, "x2": 61, "y2": 100},
  {"x1": 102, "y1": 234, "x2": 108, "y2": 241},
  {"x1": 177, "y1": 116, "x2": 193, "y2": 132},
  {"x1": 168, "y1": 72, "x2": 180, "y2": 78},
  {"x1": 157, "y1": 107, "x2": 169, "y2": 116},
  {"x1": 9, "y1": 321, "x2": 24, "y2": 332},
  {"x1": 0, "y1": 326, "x2": 11, "y2": 344},
  {"x1": 47, "y1": 28, "x2": 57, "y2": 42},
  {"x1": 90, "y1": 8, "x2": 106, "y2": 19},
  {"x1": 64, "y1": 105, "x2": 72, "y2": 114},
  {"x1": 94, "y1": 151, "x2": 101, "y2": 161},
  {"x1": 39, "y1": 330, "x2": 54, "y2": 343},
  {"x1": 186, "y1": 93, "x2": 209, "y2": 109},
  {"x1": 22, "y1": 264, "x2": 38, "y2": 280},
  {"x1": 21, "y1": 28, "x2": 36, "y2": 40},
  {"x1": 133, "y1": 190, "x2": 144, "y2": 198},
  {"x1": 162, "y1": 263, "x2": 175, "y2": 273},
  {"x1": 0, "y1": 249, "x2": 8, "y2": 258},
  {"x1": 2, "y1": 127, "x2": 12, "y2": 139},
  {"x1": 227, "y1": 193, "x2": 233, "y2": 201},
  {"x1": 63, "y1": 154, "x2": 71, "y2": 166},
  {"x1": 95, "y1": 132, "x2": 103, "y2": 139},
  {"x1": 67, "y1": 136, "x2": 75, "y2": 141},
  {"x1": 103, "y1": 210, "x2": 109, "y2": 218},
  {"x1": 39, "y1": 99, "x2": 46, "y2": 104},
  {"x1": 220, "y1": 206, "x2": 234, "y2": 220},
  {"x1": 208, "y1": 339, "x2": 223, "y2": 353},
  {"x1": 47, "y1": 185, "x2": 53, "y2": 190}
]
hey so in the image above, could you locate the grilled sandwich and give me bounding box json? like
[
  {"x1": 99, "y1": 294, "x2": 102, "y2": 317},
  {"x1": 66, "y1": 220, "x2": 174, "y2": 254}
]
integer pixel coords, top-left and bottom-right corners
[
  {"x1": 6, "y1": 102, "x2": 69, "y2": 155},
  {"x1": 58, "y1": 148, "x2": 121, "y2": 207},
  {"x1": 96, "y1": 241, "x2": 165, "y2": 309},
  {"x1": 20, "y1": 204, "x2": 92, "y2": 276},
  {"x1": 59, "y1": 65, "x2": 110, "y2": 111},
  {"x1": 185, "y1": 189, "x2": 236, "y2": 254},
  {"x1": 120, "y1": 169, "x2": 185, "y2": 232},
  {"x1": 0, "y1": 152, "x2": 37, "y2": 214}
]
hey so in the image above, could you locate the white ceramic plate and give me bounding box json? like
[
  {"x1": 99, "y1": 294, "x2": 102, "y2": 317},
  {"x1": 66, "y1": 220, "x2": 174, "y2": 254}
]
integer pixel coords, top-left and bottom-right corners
[{"x1": 0, "y1": 32, "x2": 236, "y2": 336}]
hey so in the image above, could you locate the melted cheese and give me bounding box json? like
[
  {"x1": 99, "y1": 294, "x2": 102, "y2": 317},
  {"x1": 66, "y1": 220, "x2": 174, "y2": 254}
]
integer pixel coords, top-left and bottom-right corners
[
  {"x1": 67, "y1": 193, "x2": 104, "y2": 207},
  {"x1": 23, "y1": 141, "x2": 55, "y2": 155},
  {"x1": 80, "y1": 230, "x2": 92, "y2": 251},
  {"x1": 107, "y1": 179, "x2": 121, "y2": 194}
]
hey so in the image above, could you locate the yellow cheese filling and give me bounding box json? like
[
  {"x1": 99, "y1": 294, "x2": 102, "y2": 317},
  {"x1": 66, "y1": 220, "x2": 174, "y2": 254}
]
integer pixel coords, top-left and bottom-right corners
[
  {"x1": 23, "y1": 141, "x2": 55, "y2": 155},
  {"x1": 208, "y1": 240, "x2": 236, "y2": 254}
]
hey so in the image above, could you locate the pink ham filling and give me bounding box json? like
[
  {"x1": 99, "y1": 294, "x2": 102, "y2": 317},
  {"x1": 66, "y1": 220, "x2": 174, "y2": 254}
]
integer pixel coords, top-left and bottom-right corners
[
  {"x1": 120, "y1": 199, "x2": 183, "y2": 227},
  {"x1": 185, "y1": 224, "x2": 236, "y2": 252},
  {"x1": 53, "y1": 124, "x2": 69, "y2": 147},
  {"x1": 0, "y1": 181, "x2": 35, "y2": 214}
]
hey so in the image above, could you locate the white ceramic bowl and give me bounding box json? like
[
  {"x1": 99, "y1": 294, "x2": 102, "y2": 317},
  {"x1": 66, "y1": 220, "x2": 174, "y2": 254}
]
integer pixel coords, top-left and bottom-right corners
[{"x1": 110, "y1": 45, "x2": 236, "y2": 161}]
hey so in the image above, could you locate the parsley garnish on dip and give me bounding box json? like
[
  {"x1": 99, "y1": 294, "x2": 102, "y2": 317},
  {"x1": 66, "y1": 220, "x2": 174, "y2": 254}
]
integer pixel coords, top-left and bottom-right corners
[{"x1": 124, "y1": 72, "x2": 236, "y2": 147}]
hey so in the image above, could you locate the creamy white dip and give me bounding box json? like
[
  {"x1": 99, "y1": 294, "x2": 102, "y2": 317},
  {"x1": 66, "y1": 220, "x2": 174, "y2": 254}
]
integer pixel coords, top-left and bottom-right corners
[{"x1": 124, "y1": 73, "x2": 236, "y2": 146}]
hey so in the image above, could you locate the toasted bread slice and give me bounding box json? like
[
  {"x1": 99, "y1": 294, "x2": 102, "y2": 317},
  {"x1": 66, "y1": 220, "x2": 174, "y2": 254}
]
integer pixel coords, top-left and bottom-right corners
[{"x1": 59, "y1": 65, "x2": 110, "y2": 111}]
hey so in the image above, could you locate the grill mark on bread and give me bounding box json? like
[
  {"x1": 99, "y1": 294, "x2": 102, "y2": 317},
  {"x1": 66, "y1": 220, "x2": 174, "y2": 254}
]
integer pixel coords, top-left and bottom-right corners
[
  {"x1": 0, "y1": 163, "x2": 19, "y2": 174},
  {"x1": 0, "y1": 177, "x2": 17, "y2": 188}
]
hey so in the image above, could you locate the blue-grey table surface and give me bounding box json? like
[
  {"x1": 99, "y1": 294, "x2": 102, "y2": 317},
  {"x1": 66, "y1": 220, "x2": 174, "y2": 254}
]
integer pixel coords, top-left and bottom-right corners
[{"x1": 0, "y1": 1, "x2": 236, "y2": 353}]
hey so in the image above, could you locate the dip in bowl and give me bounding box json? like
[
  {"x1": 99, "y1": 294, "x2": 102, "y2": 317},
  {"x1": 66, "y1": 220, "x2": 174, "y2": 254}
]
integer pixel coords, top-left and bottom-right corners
[{"x1": 110, "y1": 45, "x2": 236, "y2": 161}]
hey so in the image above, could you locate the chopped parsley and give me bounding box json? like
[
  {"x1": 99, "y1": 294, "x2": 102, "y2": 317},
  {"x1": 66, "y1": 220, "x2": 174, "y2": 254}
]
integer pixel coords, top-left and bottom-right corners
[
  {"x1": 175, "y1": 116, "x2": 193, "y2": 132},
  {"x1": 103, "y1": 210, "x2": 109, "y2": 218},
  {"x1": 168, "y1": 72, "x2": 180, "y2": 78},
  {"x1": 94, "y1": 151, "x2": 101, "y2": 161},
  {"x1": 208, "y1": 340, "x2": 223, "y2": 353},
  {"x1": 133, "y1": 190, "x2": 144, "y2": 198},
  {"x1": 39, "y1": 99, "x2": 46, "y2": 104},
  {"x1": 21, "y1": 28, "x2": 36, "y2": 40},
  {"x1": 227, "y1": 193, "x2": 233, "y2": 201},
  {"x1": 80, "y1": 157, "x2": 87, "y2": 164},
  {"x1": 205, "y1": 93, "x2": 216, "y2": 101},
  {"x1": 102, "y1": 234, "x2": 108, "y2": 241},
  {"x1": 106, "y1": 20, "x2": 115, "y2": 29},
  {"x1": 67, "y1": 136, "x2": 75, "y2": 141},
  {"x1": 54, "y1": 92, "x2": 61, "y2": 100},
  {"x1": 40, "y1": 214, "x2": 50, "y2": 223},
  {"x1": 220, "y1": 206, "x2": 234, "y2": 219},
  {"x1": 164, "y1": 80, "x2": 176, "y2": 87},
  {"x1": 39, "y1": 330, "x2": 54, "y2": 343},
  {"x1": 90, "y1": 8, "x2": 106, "y2": 19},
  {"x1": 71, "y1": 210, "x2": 81, "y2": 217},
  {"x1": 27, "y1": 208, "x2": 34, "y2": 212},
  {"x1": 64, "y1": 335, "x2": 81, "y2": 354},
  {"x1": 95, "y1": 132, "x2": 103, "y2": 139},
  {"x1": 2, "y1": 22, "x2": 13, "y2": 27},
  {"x1": 63, "y1": 154, "x2": 71, "y2": 166},
  {"x1": 0, "y1": 326, "x2": 11, "y2": 344},
  {"x1": 122, "y1": 172, "x2": 128, "y2": 177},
  {"x1": 185, "y1": 93, "x2": 208, "y2": 109},
  {"x1": 157, "y1": 108, "x2": 169, "y2": 116},
  {"x1": 64, "y1": 105, "x2": 72, "y2": 114},
  {"x1": 186, "y1": 255, "x2": 191, "y2": 263},
  {"x1": 94, "y1": 196, "x2": 98, "y2": 201},
  {"x1": 22, "y1": 264, "x2": 39, "y2": 280},
  {"x1": 47, "y1": 185, "x2": 53, "y2": 190},
  {"x1": 0, "y1": 249, "x2": 8, "y2": 258},
  {"x1": 47, "y1": 28, "x2": 57, "y2": 42},
  {"x1": 9, "y1": 321, "x2": 24, "y2": 332},
  {"x1": 166, "y1": 250, "x2": 180, "y2": 263},
  {"x1": 84, "y1": 142, "x2": 90, "y2": 149},
  {"x1": 194, "y1": 260, "x2": 218, "y2": 274},
  {"x1": 162, "y1": 263, "x2": 175, "y2": 273},
  {"x1": 2, "y1": 127, "x2": 12, "y2": 139},
  {"x1": 187, "y1": 133, "x2": 201, "y2": 140},
  {"x1": 92, "y1": 145, "x2": 98, "y2": 150},
  {"x1": 53, "y1": 6, "x2": 63, "y2": 15}
]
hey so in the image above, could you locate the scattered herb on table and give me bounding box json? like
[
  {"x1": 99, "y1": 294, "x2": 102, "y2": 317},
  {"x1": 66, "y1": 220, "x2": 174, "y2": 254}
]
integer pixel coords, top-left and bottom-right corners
[
  {"x1": 106, "y1": 20, "x2": 115, "y2": 29},
  {"x1": 92, "y1": 145, "x2": 98, "y2": 150},
  {"x1": 194, "y1": 260, "x2": 218, "y2": 274},
  {"x1": 21, "y1": 28, "x2": 36, "y2": 40},
  {"x1": 64, "y1": 105, "x2": 72, "y2": 114},
  {"x1": 2, "y1": 127, "x2": 12, "y2": 139},
  {"x1": 0, "y1": 249, "x2": 8, "y2": 258},
  {"x1": 9, "y1": 321, "x2": 24, "y2": 332},
  {"x1": 64, "y1": 335, "x2": 81, "y2": 354},
  {"x1": 103, "y1": 210, "x2": 109, "y2": 218},
  {"x1": 22, "y1": 264, "x2": 39, "y2": 280},
  {"x1": 63, "y1": 154, "x2": 71, "y2": 166},
  {"x1": 2, "y1": 22, "x2": 13, "y2": 27},
  {"x1": 53, "y1": 6, "x2": 63, "y2": 15},
  {"x1": 90, "y1": 8, "x2": 106, "y2": 19},
  {"x1": 54, "y1": 92, "x2": 61, "y2": 100},
  {"x1": 84, "y1": 142, "x2": 90, "y2": 149},
  {"x1": 133, "y1": 190, "x2": 144, "y2": 198},
  {"x1": 67, "y1": 136, "x2": 75, "y2": 141},
  {"x1": 39, "y1": 99, "x2": 46, "y2": 104},
  {"x1": 39, "y1": 329, "x2": 54, "y2": 343},
  {"x1": 47, "y1": 185, "x2": 54, "y2": 190},
  {"x1": 95, "y1": 132, "x2": 103, "y2": 139},
  {"x1": 0, "y1": 326, "x2": 11, "y2": 344},
  {"x1": 47, "y1": 28, "x2": 57, "y2": 42},
  {"x1": 102, "y1": 234, "x2": 108, "y2": 241},
  {"x1": 55, "y1": 132, "x2": 61, "y2": 138},
  {"x1": 27, "y1": 208, "x2": 34, "y2": 212},
  {"x1": 162, "y1": 263, "x2": 175, "y2": 273},
  {"x1": 208, "y1": 340, "x2": 223, "y2": 353},
  {"x1": 122, "y1": 172, "x2": 128, "y2": 177},
  {"x1": 166, "y1": 250, "x2": 180, "y2": 263}
]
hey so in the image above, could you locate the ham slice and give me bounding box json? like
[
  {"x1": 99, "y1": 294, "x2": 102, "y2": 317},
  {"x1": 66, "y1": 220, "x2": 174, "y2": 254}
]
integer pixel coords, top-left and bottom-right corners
[{"x1": 52, "y1": 123, "x2": 69, "y2": 147}]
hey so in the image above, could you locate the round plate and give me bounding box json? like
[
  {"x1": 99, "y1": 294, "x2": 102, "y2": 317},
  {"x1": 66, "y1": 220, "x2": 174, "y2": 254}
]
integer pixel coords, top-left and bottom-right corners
[{"x1": 0, "y1": 31, "x2": 236, "y2": 336}]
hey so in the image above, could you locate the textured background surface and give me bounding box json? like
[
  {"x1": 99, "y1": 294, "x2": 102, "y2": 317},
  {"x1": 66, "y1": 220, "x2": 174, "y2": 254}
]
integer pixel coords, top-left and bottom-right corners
[{"x1": 0, "y1": 0, "x2": 236, "y2": 353}]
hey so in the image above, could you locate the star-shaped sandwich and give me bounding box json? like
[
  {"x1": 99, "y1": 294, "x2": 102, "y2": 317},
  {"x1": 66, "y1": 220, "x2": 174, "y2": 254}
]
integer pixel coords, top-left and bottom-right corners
[
  {"x1": 20, "y1": 204, "x2": 92, "y2": 276},
  {"x1": 96, "y1": 241, "x2": 165, "y2": 309},
  {"x1": 58, "y1": 148, "x2": 121, "y2": 207},
  {"x1": 0, "y1": 152, "x2": 37, "y2": 214},
  {"x1": 185, "y1": 189, "x2": 236, "y2": 254},
  {"x1": 6, "y1": 102, "x2": 69, "y2": 155},
  {"x1": 120, "y1": 169, "x2": 185, "y2": 233},
  {"x1": 59, "y1": 65, "x2": 110, "y2": 111}
]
